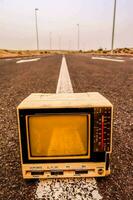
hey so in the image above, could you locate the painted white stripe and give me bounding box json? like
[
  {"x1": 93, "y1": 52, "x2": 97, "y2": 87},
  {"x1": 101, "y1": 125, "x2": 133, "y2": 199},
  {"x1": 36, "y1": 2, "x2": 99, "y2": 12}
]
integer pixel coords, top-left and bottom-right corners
[
  {"x1": 15, "y1": 58, "x2": 21, "y2": 60},
  {"x1": 36, "y1": 178, "x2": 102, "y2": 199},
  {"x1": 56, "y1": 56, "x2": 73, "y2": 93},
  {"x1": 36, "y1": 56, "x2": 102, "y2": 200},
  {"x1": 116, "y1": 56, "x2": 123, "y2": 59},
  {"x1": 16, "y1": 58, "x2": 40, "y2": 63},
  {"x1": 92, "y1": 56, "x2": 125, "y2": 62}
]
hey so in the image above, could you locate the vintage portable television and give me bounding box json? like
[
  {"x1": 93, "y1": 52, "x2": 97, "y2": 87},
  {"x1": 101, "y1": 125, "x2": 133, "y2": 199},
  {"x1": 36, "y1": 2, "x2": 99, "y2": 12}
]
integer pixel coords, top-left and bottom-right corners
[{"x1": 17, "y1": 92, "x2": 113, "y2": 179}]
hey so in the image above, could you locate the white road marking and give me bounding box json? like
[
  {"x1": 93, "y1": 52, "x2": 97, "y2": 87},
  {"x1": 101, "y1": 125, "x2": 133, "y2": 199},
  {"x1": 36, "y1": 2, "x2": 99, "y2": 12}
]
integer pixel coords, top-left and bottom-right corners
[
  {"x1": 36, "y1": 56, "x2": 102, "y2": 200},
  {"x1": 116, "y1": 56, "x2": 123, "y2": 59},
  {"x1": 36, "y1": 178, "x2": 102, "y2": 199},
  {"x1": 92, "y1": 56, "x2": 125, "y2": 62},
  {"x1": 56, "y1": 56, "x2": 73, "y2": 93},
  {"x1": 16, "y1": 58, "x2": 40, "y2": 63},
  {"x1": 15, "y1": 58, "x2": 21, "y2": 60}
]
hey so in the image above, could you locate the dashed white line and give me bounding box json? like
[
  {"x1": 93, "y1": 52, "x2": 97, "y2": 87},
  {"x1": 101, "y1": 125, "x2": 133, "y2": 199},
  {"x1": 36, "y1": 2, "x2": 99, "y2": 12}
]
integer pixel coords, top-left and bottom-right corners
[
  {"x1": 116, "y1": 56, "x2": 123, "y2": 59},
  {"x1": 16, "y1": 58, "x2": 40, "y2": 63},
  {"x1": 92, "y1": 56, "x2": 125, "y2": 62},
  {"x1": 36, "y1": 55, "x2": 102, "y2": 200}
]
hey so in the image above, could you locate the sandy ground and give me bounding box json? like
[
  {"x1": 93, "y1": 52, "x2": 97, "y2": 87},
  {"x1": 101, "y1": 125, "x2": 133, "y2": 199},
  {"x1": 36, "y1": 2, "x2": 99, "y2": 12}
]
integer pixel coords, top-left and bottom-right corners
[
  {"x1": 0, "y1": 49, "x2": 51, "y2": 58},
  {"x1": 1, "y1": 49, "x2": 133, "y2": 59}
]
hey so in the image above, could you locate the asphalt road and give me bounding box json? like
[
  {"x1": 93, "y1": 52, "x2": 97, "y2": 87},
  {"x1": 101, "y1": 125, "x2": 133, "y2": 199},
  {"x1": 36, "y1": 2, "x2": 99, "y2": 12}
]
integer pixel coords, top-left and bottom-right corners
[
  {"x1": 0, "y1": 54, "x2": 132, "y2": 200},
  {"x1": 0, "y1": 55, "x2": 62, "y2": 200},
  {"x1": 66, "y1": 54, "x2": 133, "y2": 200}
]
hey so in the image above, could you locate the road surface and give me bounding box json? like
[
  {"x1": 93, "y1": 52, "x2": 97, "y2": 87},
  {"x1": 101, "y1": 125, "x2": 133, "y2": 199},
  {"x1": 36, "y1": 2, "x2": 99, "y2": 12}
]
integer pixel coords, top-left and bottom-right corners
[{"x1": 0, "y1": 54, "x2": 132, "y2": 200}]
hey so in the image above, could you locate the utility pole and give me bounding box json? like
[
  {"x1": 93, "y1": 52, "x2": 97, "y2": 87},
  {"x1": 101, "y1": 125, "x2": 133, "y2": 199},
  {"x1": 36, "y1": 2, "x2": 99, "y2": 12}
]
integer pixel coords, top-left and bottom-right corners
[
  {"x1": 49, "y1": 32, "x2": 52, "y2": 50},
  {"x1": 77, "y1": 24, "x2": 79, "y2": 50},
  {"x1": 58, "y1": 35, "x2": 61, "y2": 50},
  {"x1": 35, "y1": 8, "x2": 39, "y2": 50},
  {"x1": 68, "y1": 40, "x2": 71, "y2": 50},
  {"x1": 111, "y1": 0, "x2": 117, "y2": 53}
]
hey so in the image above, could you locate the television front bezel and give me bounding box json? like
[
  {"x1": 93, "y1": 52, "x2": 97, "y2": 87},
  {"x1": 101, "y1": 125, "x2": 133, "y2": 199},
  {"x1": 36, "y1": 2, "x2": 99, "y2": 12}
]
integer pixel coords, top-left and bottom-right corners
[{"x1": 18, "y1": 108, "x2": 107, "y2": 164}]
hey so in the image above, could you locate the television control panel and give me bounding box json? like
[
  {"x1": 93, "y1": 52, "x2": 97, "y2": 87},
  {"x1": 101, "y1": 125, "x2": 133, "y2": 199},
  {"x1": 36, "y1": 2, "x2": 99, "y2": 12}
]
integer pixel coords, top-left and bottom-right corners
[{"x1": 94, "y1": 107, "x2": 112, "y2": 152}]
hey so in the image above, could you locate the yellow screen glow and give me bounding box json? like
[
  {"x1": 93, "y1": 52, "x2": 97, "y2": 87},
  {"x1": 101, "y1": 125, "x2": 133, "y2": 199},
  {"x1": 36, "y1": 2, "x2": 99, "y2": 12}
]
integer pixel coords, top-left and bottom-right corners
[{"x1": 28, "y1": 115, "x2": 88, "y2": 157}]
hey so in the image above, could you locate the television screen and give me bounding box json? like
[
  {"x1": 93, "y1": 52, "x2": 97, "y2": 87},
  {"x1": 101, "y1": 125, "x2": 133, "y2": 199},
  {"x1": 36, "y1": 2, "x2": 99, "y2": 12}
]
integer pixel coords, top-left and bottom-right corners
[{"x1": 26, "y1": 115, "x2": 89, "y2": 158}]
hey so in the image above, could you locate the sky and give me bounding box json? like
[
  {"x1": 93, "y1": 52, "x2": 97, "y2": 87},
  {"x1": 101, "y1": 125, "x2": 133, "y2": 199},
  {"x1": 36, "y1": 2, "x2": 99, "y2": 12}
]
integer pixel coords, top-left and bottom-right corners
[{"x1": 0, "y1": 0, "x2": 133, "y2": 50}]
